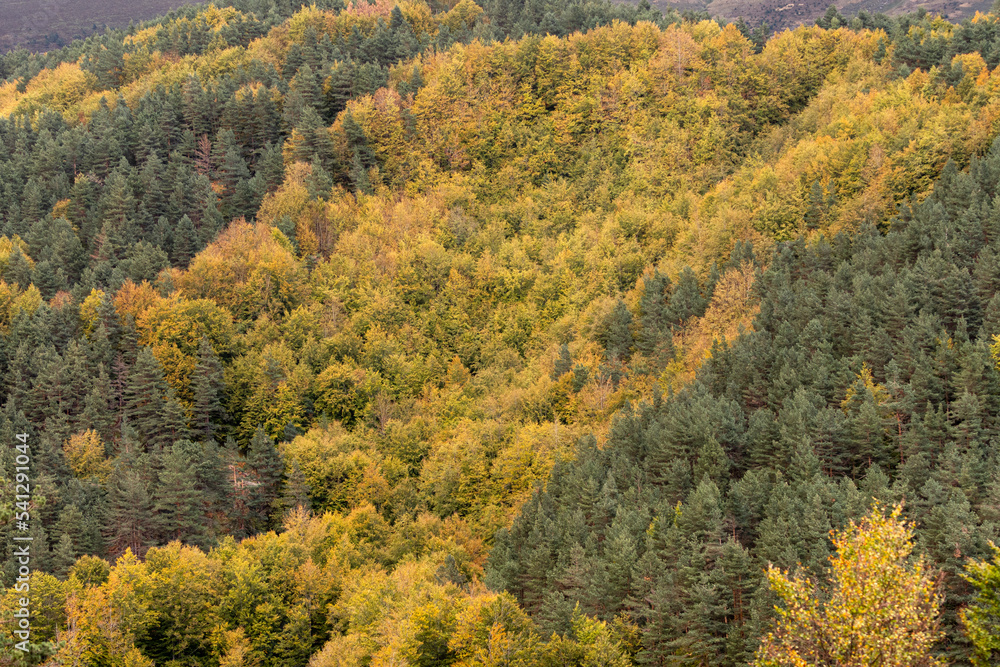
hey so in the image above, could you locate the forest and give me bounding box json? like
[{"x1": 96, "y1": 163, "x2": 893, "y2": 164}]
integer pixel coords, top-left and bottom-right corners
[{"x1": 5, "y1": 0, "x2": 1000, "y2": 665}]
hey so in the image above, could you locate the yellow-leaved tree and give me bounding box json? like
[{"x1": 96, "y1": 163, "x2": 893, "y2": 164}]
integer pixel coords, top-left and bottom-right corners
[
  {"x1": 960, "y1": 543, "x2": 1000, "y2": 665},
  {"x1": 754, "y1": 504, "x2": 944, "y2": 667},
  {"x1": 63, "y1": 429, "x2": 110, "y2": 482}
]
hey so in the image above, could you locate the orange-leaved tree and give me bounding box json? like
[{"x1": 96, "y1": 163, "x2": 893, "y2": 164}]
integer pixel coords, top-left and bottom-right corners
[{"x1": 754, "y1": 503, "x2": 944, "y2": 667}]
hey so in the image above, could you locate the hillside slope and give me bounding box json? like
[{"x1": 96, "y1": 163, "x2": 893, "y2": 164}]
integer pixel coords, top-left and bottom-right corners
[
  {"x1": 489, "y1": 145, "x2": 1000, "y2": 662},
  {"x1": 636, "y1": 0, "x2": 993, "y2": 32},
  {"x1": 0, "y1": 0, "x2": 191, "y2": 52},
  {"x1": 2, "y1": 0, "x2": 1000, "y2": 665}
]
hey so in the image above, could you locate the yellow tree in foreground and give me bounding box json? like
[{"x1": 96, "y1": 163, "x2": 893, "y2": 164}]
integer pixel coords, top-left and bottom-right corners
[
  {"x1": 960, "y1": 544, "x2": 1000, "y2": 665},
  {"x1": 754, "y1": 504, "x2": 944, "y2": 667}
]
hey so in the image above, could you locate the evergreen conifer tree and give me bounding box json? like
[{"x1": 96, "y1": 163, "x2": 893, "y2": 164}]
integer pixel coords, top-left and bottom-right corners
[
  {"x1": 51, "y1": 534, "x2": 76, "y2": 580},
  {"x1": 123, "y1": 348, "x2": 168, "y2": 448},
  {"x1": 171, "y1": 214, "x2": 198, "y2": 266},
  {"x1": 248, "y1": 427, "x2": 283, "y2": 532},
  {"x1": 554, "y1": 343, "x2": 573, "y2": 378},
  {"x1": 106, "y1": 455, "x2": 156, "y2": 558},
  {"x1": 668, "y1": 267, "x2": 707, "y2": 325},
  {"x1": 601, "y1": 299, "x2": 634, "y2": 361},
  {"x1": 191, "y1": 337, "x2": 226, "y2": 440},
  {"x1": 154, "y1": 443, "x2": 208, "y2": 546}
]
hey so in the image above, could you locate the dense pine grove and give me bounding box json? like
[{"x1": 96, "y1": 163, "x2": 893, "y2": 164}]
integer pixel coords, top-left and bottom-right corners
[{"x1": 6, "y1": 0, "x2": 1000, "y2": 665}]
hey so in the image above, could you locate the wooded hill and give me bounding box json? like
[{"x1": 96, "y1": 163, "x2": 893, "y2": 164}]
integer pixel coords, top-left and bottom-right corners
[
  {"x1": 0, "y1": 0, "x2": 190, "y2": 54},
  {"x1": 2, "y1": 0, "x2": 1000, "y2": 665}
]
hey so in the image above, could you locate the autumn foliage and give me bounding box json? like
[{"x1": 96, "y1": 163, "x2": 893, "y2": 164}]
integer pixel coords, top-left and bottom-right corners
[
  {"x1": 756, "y1": 505, "x2": 944, "y2": 667},
  {"x1": 5, "y1": 0, "x2": 1000, "y2": 664}
]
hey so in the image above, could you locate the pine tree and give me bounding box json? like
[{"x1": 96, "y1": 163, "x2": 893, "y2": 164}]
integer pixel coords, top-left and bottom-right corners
[
  {"x1": 324, "y1": 61, "x2": 354, "y2": 119},
  {"x1": 280, "y1": 459, "x2": 312, "y2": 514},
  {"x1": 554, "y1": 343, "x2": 573, "y2": 378},
  {"x1": 191, "y1": 337, "x2": 226, "y2": 440},
  {"x1": 123, "y1": 348, "x2": 168, "y2": 448},
  {"x1": 51, "y1": 534, "x2": 76, "y2": 580},
  {"x1": 305, "y1": 157, "x2": 334, "y2": 200},
  {"x1": 637, "y1": 270, "x2": 674, "y2": 364},
  {"x1": 343, "y1": 110, "x2": 376, "y2": 194},
  {"x1": 97, "y1": 167, "x2": 139, "y2": 258},
  {"x1": 290, "y1": 64, "x2": 322, "y2": 110},
  {"x1": 848, "y1": 395, "x2": 891, "y2": 475},
  {"x1": 157, "y1": 390, "x2": 191, "y2": 450},
  {"x1": 24, "y1": 518, "x2": 50, "y2": 576},
  {"x1": 668, "y1": 267, "x2": 707, "y2": 325},
  {"x1": 805, "y1": 180, "x2": 825, "y2": 230},
  {"x1": 693, "y1": 435, "x2": 730, "y2": 486},
  {"x1": 398, "y1": 63, "x2": 424, "y2": 97},
  {"x1": 91, "y1": 40, "x2": 126, "y2": 89},
  {"x1": 349, "y1": 153, "x2": 372, "y2": 196},
  {"x1": 980, "y1": 292, "x2": 1000, "y2": 340},
  {"x1": 154, "y1": 443, "x2": 208, "y2": 546},
  {"x1": 600, "y1": 299, "x2": 634, "y2": 361},
  {"x1": 170, "y1": 214, "x2": 198, "y2": 268},
  {"x1": 258, "y1": 142, "x2": 286, "y2": 193},
  {"x1": 572, "y1": 364, "x2": 589, "y2": 392},
  {"x1": 247, "y1": 426, "x2": 283, "y2": 532},
  {"x1": 152, "y1": 214, "x2": 174, "y2": 256},
  {"x1": 181, "y1": 76, "x2": 212, "y2": 137},
  {"x1": 4, "y1": 246, "x2": 34, "y2": 288},
  {"x1": 106, "y1": 455, "x2": 156, "y2": 558},
  {"x1": 218, "y1": 148, "x2": 251, "y2": 219},
  {"x1": 175, "y1": 438, "x2": 226, "y2": 513}
]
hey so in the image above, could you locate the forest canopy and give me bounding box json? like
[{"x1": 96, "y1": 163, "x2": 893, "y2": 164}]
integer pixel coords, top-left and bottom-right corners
[{"x1": 4, "y1": 0, "x2": 1000, "y2": 665}]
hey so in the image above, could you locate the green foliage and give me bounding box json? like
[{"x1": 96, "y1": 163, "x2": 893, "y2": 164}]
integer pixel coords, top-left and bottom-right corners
[{"x1": 7, "y1": 1, "x2": 1000, "y2": 665}]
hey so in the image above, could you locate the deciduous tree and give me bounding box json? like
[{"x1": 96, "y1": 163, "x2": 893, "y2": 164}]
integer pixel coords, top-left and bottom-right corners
[{"x1": 754, "y1": 504, "x2": 944, "y2": 667}]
